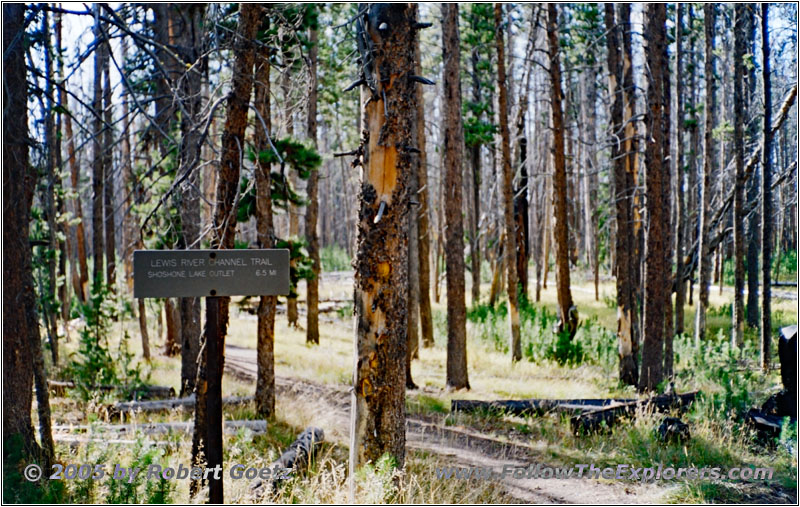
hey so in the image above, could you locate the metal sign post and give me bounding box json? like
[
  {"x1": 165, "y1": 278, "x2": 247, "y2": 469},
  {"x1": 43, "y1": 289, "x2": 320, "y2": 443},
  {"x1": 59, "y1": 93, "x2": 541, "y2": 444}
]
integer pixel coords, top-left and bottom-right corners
[{"x1": 133, "y1": 249, "x2": 290, "y2": 502}]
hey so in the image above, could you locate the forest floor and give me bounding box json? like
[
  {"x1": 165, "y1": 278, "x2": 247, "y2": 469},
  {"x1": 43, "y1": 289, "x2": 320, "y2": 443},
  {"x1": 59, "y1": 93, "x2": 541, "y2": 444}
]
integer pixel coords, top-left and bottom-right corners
[{"x1": 36, "y1": 269, "x2": 799, "y2": 504}]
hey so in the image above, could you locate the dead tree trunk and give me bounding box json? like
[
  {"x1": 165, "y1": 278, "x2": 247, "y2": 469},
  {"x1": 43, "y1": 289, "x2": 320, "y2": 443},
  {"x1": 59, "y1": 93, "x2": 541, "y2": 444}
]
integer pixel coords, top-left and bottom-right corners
[
  {"x1": 414, "y1": 34, "x2": 434, "y2": 349},
  {"x1": 442, "y1": 3, "x2": 470, "y2": 390},
  {"x1": 745, "y1": 5, "x2": 760, "y2": 329},
  {"x1": 639, "y1": 3, "x2": 669, "y2": 393},
  {"x1": 254, "y1": 14, "x2": 277, "y2": 416},
  {"x1": 306, "y1": 23, "x2": 321, "y2": 345},
  {"x1": 59, "y1": 16, "x2": 89, "y2": 303},
  {"x1": 91, "y1": 6, "x2": 105, "y2": 287},
  {"x1": 732, "y1": 4, "x2": 747, "y2": 350},
  {"x1": 349, "y1": 3, "x2": 417, "y2": 473},
  {"x1": 191, "y1": 5, "x2": 259, "y2": 502},
  {"x1": 673, "y1": 3, "x2": 687, "y2": 340},
  {"x1": 546, "y1": 3, "x2": 578, "y2": 340},
  {"x1": 406, "y1": 7, "x2": 422, "y2": 387},
  {"x1": 695, "y1": 4, "x2": 716, "y2": 345},
  {"x1": 102, "y1": 36, "x2": 115, "y2": 290},
  {"x1": 760, "y1": 4, "x2": 773, "y2": 372},
  {"x1": 620, "y1": 4, "x2": 643, "y2": 340},
  {"x1": 172, "y1": 4, "x2": 206, "y2": 396},
  {"x1": 605, "y1": 4, "x2": 638, "y2": 386},
  {"x1": 43, "y1": 11, "x2": 60, "y2": 364},
  {"x1": 496, "y1": 4, "x2": 522, "y2": 362},
  {"x1": 3, "y1": 2, "x2": 46, "y2": 459}
]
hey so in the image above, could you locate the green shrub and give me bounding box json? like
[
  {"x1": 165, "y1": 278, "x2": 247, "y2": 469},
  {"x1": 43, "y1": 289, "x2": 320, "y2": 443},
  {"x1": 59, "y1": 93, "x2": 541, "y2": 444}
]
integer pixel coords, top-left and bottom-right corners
[
  {"x1": 320, "y1": 245, "x2": 351, "y2": 272},
  {"x1": 467, "y1": 302, "x2": 614, "y2": 367},
  {"x1": 63, "y1": 282, "x2": 148, "y2": 401}
]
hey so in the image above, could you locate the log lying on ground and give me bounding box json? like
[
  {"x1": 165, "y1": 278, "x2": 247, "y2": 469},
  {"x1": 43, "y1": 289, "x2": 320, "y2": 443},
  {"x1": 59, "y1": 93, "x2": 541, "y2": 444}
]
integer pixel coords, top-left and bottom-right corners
[
  {"x1": 49, "y1": 380, "x2": 176, "y2": 400},
  {"x1": 451, "y1": 397, "x2": 637, "y2": 417},
  {"x1": 743, "y1": 409, "x2": 786, "y2": 440},
  {"x1": 108, "y1": 394, "x2": 253, "y2": 418},
  {"x1": 53, "y1": 419, "x2": 267, "y2": 436},
  {"x1": 251, "y1": 427, "x2": 324, "y2": 498},
  {"x1": 570, "y1": 391, "x2": 699, "y2": 434}
]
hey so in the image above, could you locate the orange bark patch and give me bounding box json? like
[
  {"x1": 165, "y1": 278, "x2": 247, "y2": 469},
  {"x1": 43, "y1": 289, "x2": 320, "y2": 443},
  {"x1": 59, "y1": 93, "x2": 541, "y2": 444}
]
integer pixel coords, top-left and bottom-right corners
[{"x1": 366, "y1": 96, "x2": 398, "y2": 204}]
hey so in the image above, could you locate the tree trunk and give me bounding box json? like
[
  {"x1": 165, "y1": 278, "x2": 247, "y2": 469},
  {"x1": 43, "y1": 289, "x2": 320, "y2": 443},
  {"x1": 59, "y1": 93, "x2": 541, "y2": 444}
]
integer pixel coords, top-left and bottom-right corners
[
  {"x1": 3, "y1": 2, "x2": 44, "y2": 459},
  {"x1": 687, "y1": 5, "x2": 699, "y2": 307},
  {"x1": 119, "y1": 37, "x2": 136, "y2": 298},
  {"x1": 282, "y1": 62, "x2": 300, "y2": 328},
  {"x1": 760, "y1": 4, "x2": 773, "y2": 372},
  {"x1": 138, "y1": 300, "x2": 151, "y2": 360},
  {"x1": 639, "y1": 3, "x2": 669, "y2": 393},
  {"x1": 171, "y1": 4, "x2": 206, "y2": 397},
  {"x1": 91, "y1": 6, "x2": 105, "y2": 287},
  {"x1": 349, "y1": 3, "x2": 416, "y2": 474},
  {"x1": 306, "y1": 24, "x2": 321, "y2": 345},
  {"x1": 191, "y1": 6, "x2": 259, "y2": 501},
  {"x1": 253, "y1": 15, "x2": 277, "y2": 417},
  {"x1": 43, "y1": 11, "x2": 60, "y2": 364},
  {"x1": 102, "y1": 38, "x2": 115, "y2": 290},
  {"x1": 162, "y1": 298, "x2": 180, "y2": 356},
  {"x1": 59, "y1": 17, "x2": 89, "y2": 304},
  {"x1": 496, "y1": 4, "x2": 522, "y2": 362},
  {"x1": 620, "y1": 4, "x2": 644, "y2": 340},
  {"x1": 513, "y1": 24, "x2": 534, "y2": 304},
  {"x1": 442, "y1": 4, "x2": 470, "y2": 390},
  {"x1": 414, "y1": 33, "x2": 434, "y2": 349},
  {"x1": 546, "y1": 3, "x2": 578, "y2": 340},
  {"x1": 694, "y1": 4, "x2": 716, "y2": 345},
  {"x1": 673, "y1": 3, "x2": 687, "y2": 340},
  {"x1": 605, "y1": 4, "x2": 638, "y2": 386},
  {"x1": 745, "y1": 5, "x2": 760, "y2": 329},
  {"x1": 406, "y1": 6, "x2": 422, "y2": 386},
  {"x1": 469, "y1": 51, "x2": 482, "y2": 307},
  {"x1": 579, "y1": 62, "x2": 598, "y2": 302},
  {"x1": 732, "y1": 4, "x2": 746, "y2": 350}
]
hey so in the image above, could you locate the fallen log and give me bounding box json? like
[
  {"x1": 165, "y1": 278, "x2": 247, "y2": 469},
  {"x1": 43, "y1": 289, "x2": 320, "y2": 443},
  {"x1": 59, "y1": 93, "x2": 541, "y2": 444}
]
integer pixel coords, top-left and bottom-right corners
[
  {"x1": 107, "y1": 394, "x2": 253, "y2": 418},
  {"x1": 251, "y1": 427, "x2": 324, "y2": 498},
  {"x1": 743, "y1": 409, "x2": 786, "y2": 440},
  {"x1": 451, "y1": 398, "x2": 637, "y2": 417},
  {"x1": 570, "y1": 391, "x2": 698, "y2": 434},
  {"x1": 53, "y1": 419, "x2": 267, "y2": 436},
  {"x1": 49, "y1": 380, "x2": 176, "y2": 400}
]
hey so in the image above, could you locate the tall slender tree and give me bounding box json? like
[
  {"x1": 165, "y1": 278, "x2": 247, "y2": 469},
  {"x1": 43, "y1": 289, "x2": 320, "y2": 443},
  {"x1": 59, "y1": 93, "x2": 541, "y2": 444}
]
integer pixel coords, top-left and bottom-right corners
[
  {"x1": 254, "y1": 11, "x2": 277, "y2": 417},
  {"x1": 349, "y1": 3, "x2": 417, "y2": 473},
  {"x1": 414, "y1": 28, "x2": 434, "y2": 349},
  {"x1": 306, "y1": 19, "x2": 321, "y2": 345},
  {"x1": 191, "y1": 5, "x2": 260, "y2": 501},
  {"x1": 102, "y1": 29, "x2": 115, "y2": 290},
  {"x1": 745, "y1": 5, "x2": 760, "y2": 329},
  {"x1": 546, "y1": 3, "x2": 578, "y2": 341},
  {"x1": 605, "y1": 3, "x2": 637, "y2": 386},
  {"x1": 732, "y1": 4, "x2": 747, "y2": 350},
  {"x1": 695, "y1": 4, "x2": 716, "y2": 345},
  {"x1": 674, "y1": 3, "x2": 687, "y2": 340},
  {"x1": 640, "y1": 3, "x2": 670, "y2": 392},
  {"x1": 443, "y1": 3, "x2": 469, "y2": 390},
  {"x1": 4, "y1": 2, "x2": 43, "y2": 459},
  {"x1": 91, "y1": 6, "x2": 105, "y2": 286},
  {"x1": 496, "y1": 3, "x2": 522, "y2": 361},
  {"x1": 759, "y1": 4, "x2": 773, "y2": 372}
]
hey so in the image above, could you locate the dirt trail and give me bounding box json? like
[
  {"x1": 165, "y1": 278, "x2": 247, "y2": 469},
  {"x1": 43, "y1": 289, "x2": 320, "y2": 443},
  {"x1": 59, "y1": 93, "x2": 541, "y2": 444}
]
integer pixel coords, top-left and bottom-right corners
[{"x1": 224, "y1": 344, "x2": 665, "y2": 504}]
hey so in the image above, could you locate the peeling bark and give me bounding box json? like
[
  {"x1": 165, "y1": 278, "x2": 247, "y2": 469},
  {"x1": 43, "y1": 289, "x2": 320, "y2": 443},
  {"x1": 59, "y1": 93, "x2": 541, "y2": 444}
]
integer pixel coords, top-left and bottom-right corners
[{"x1": 350, "y1": 3, "x2": 417, "y2": 472}]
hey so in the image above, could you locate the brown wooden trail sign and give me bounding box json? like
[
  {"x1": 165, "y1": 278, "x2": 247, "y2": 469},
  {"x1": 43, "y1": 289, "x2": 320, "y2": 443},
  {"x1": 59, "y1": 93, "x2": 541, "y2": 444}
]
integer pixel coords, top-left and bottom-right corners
[
  {"x1": 133, "y1": 249, "x2": 289, "y2": 298},
  {"x1": 134, "y1": 249, "x2": 290, "y2": 503}
]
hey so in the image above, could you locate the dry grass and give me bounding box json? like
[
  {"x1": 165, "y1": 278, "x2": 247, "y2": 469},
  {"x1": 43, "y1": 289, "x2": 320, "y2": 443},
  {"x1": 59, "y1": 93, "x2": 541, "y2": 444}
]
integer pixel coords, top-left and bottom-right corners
[{"x1": 41, "y1": 268, "x2": 797, "y2": 504}]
